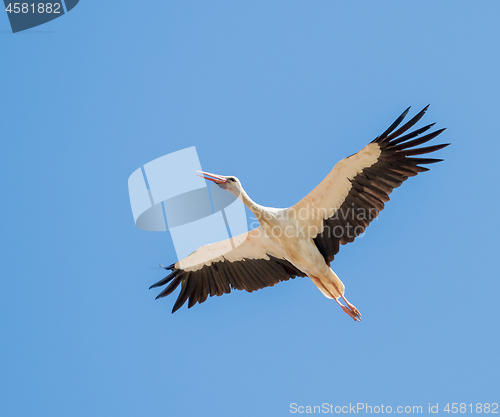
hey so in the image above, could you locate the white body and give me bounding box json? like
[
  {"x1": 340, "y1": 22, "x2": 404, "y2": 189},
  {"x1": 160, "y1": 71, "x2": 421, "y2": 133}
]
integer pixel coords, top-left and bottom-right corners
[{"x1": 256, "y1": 207, "x2": 344, "y2": 299}]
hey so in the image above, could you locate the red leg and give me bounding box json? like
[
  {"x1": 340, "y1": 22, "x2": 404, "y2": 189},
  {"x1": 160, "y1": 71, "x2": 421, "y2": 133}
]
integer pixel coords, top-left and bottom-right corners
[
  {"x1": 334, "y1": 296, "x2": 361, "y2": 322},
  {"x1": 341, "y1": 294, "x2": 362, "y2": 320}
]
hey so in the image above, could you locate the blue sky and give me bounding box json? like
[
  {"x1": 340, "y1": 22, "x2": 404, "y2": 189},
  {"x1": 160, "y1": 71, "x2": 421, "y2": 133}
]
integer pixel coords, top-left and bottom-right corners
[{"x1": 1, "y1": 1, "x2": 499, "y2": 416}]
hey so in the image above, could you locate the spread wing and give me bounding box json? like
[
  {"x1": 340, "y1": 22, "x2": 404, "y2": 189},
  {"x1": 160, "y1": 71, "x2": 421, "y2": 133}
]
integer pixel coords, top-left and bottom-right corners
[
  {"x1": 290, "y1": 105, "x2": 449, "y2": 264},
  {"x1": 150, "y1": 227, "x2": 306, "y2": 312}
]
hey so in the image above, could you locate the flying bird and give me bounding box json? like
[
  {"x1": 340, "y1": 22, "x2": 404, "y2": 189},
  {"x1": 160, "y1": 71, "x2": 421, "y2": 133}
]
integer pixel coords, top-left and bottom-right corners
[{"x1": 150, "y1": 106, "x2": 449, "y2": 321}]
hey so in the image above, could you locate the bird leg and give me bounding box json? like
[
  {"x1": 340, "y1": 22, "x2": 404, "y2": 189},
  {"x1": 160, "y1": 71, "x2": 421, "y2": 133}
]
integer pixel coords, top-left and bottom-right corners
[
  {"x1": 341, "y1": 294, "x2": 362, "y2": 320},
  {"x1": 334, "y1": 295, "x2": 361, "y2": 322},
  {"x1": 310, "y1": 275, "x2": 361, "y2": 321}
]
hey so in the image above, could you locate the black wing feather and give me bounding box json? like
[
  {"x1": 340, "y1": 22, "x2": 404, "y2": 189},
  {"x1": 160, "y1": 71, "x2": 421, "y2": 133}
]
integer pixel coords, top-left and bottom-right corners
[
  {"x1": 152, "y1": 255, "x2": 306, "y2": 312},
  {"x1": 314, "y1": 106, "x2": 449, "y2": 264}
]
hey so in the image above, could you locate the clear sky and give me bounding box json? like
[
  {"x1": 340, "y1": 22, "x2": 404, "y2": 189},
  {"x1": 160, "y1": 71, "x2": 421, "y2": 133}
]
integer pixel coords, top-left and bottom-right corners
[{"x1": 1, "y1": 1, "x2": 499, "y2": 416}]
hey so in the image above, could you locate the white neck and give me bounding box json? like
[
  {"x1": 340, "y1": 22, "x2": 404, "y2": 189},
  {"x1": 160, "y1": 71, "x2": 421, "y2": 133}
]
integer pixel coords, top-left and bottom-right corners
[{"x1": 236, "y1": 186, "x2": 264, "y2": 218}]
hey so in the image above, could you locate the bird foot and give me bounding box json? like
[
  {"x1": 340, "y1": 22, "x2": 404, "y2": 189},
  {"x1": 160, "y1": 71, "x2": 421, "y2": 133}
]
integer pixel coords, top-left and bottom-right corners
[
  {"x1": 334, "y1": 293, "x2": 362, "y2": 321},
  {"x1": 341, "y1": 305, "x2": 362, "y2": 322},
  {"x1": 341, "y1": 294, "x2": 362, "y2": 321}
]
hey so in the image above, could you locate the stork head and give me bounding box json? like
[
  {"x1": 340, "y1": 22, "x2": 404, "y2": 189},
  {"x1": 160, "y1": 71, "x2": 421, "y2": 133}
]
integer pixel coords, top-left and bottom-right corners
[{"x1": 197, "y1": 171, "x2": 242, "y2": 196}]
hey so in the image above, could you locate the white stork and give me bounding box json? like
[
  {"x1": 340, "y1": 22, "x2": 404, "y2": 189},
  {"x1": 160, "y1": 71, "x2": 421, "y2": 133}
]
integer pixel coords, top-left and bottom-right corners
[{"x1": 150, "y1": 106, "x2": 449, "y2": 321}]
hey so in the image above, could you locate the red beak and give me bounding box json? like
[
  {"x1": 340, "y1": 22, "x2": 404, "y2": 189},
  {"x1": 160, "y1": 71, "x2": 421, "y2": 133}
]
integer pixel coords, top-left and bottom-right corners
[{"x1": 196, "y1": 171, "x2": 227, "y2": 184}]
